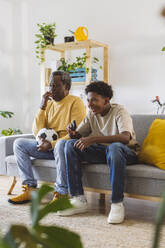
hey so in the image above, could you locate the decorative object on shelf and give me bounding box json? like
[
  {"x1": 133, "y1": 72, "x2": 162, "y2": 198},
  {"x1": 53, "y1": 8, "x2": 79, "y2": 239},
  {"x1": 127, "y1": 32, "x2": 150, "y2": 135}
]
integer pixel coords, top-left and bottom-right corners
[
  {"x1": 69, "y1": 27, "x2": 88, "y2": 41},
  {"x1": 45, "y1": 68, "x2": 52, "y2": 86},
  {"x1": 35, "y1": 22, "x2": 57, "y2": 64},
  {"x1": 57, "y1": 53, "x2": 101, "y2": 82},
  {"x1": 0, "y1": 111, "x2": 22, "y2": 136},
  {"x1": 151, "y1": 96, "x2": 165, "y2": 114},
  {"x1": 64, "y1": 36, "x2": 75, "y2": 43}
]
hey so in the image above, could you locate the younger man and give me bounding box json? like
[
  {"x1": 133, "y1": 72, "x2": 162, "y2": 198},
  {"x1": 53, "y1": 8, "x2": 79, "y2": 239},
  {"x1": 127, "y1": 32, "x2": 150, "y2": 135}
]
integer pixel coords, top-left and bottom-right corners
[{"x1": 55, "y1": 81, "x2": 139, "y2": 224}]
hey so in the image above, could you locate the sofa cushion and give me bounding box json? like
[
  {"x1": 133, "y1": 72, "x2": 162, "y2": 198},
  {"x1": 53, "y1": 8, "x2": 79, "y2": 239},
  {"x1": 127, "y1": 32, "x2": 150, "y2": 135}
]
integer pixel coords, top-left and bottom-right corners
[
  {"x1": 5, "y1": 155, "x2": 55, "y2": 168},
  {"x1": 6, "y1": 155, "x2": 165, "y2": 180},
  {"x1": 139, "y1": 118, "x2": 165, "y2": 170}
]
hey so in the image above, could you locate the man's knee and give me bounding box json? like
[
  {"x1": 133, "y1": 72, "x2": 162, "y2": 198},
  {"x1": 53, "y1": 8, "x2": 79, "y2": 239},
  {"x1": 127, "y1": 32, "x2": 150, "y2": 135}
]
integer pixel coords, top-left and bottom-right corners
[
  {"x1": 14, "y1": 138, "x2": 27, "y2": 152},
  {"x1": 106, "y1": 143, "x2": 127, "y2": 168},
  {"x1": 65, "y1": 139, "x2": 77, "y2": 152},
  {"x1": 54, "y1": 139, "x2": 66, "y2": 152},
  {"x1": 106, "y1": 142, "x2": 124, "y2": 157}
]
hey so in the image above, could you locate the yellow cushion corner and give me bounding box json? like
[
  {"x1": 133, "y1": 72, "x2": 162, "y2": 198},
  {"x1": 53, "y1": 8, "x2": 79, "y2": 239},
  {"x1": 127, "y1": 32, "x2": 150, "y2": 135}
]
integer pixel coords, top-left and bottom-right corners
[{"x1": 139, "y1": 118, "x2": 165, "y2": 170}]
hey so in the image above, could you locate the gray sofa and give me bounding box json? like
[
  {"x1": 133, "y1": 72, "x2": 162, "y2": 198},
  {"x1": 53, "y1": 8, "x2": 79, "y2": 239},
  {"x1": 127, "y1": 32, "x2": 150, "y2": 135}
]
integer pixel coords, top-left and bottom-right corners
[{"x1": 1, "y1": 115, "x2": 165, "y2": 199}]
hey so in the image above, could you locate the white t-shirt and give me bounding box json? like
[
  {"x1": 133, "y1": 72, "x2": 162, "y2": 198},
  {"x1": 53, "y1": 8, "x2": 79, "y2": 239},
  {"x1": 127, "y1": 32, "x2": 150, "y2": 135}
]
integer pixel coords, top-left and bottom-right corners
[{"x1": 77, "y1": 104, "x2": 139, "y2": 152}]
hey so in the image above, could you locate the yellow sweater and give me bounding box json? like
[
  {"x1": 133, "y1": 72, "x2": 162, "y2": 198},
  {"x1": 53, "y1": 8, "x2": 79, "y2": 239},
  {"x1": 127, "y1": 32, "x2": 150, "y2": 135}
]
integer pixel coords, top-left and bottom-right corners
[{"x1": 32, "y1": 95, "x2": 86, "y2": 148}]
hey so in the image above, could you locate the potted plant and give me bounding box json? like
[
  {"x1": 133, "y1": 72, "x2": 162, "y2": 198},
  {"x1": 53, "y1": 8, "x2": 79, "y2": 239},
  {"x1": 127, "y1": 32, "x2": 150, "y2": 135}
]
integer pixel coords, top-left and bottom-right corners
[
  {"x1": 35, "y1": 22, "x2": 57, "y2": 64},
  {"x1": 0, "y1": 111, "x2": 22, "y2": 136},
  {"x1": 57, "y1": 53, "x2": 102, "y2": 82}
]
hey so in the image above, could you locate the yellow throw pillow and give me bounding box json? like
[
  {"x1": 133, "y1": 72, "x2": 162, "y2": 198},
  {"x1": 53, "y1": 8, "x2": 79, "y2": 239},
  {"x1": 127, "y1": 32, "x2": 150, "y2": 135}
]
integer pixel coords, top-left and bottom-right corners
[{"x1": 139, "y1": 118, "x2": 165, "y2": 170}]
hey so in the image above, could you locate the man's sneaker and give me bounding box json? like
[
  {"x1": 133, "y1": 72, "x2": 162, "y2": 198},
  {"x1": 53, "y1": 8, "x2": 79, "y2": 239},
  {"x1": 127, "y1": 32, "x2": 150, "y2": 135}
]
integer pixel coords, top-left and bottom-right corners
[
  {"x1": 107, "y1": 202, "x2": 125, "y2": 224},
  {"x1": 55, "y1": 195, "x2": 88, "y2": 216},
  {"x1": 50, "y1": 191, "x2": 68, "y2": 204},
  {"x1": 8, "y1": 185, "x2": 36, "y2": 204}
]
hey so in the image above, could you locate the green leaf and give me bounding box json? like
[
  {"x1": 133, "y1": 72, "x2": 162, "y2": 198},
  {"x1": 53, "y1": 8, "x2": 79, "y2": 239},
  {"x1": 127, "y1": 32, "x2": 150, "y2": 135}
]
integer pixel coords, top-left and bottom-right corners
[
  {"x1": 0, "y1": 111, "x2": 14, "y2": 118},
  {"x1": 0, "y1": 235, "x2": 10, "y2": 248},
  {"x1": 31, "y1": 184, "x2": 73, "y2": 228},
  {"x1": 4, "y1": 224, "x2": 83, "y2": 248},
  {"x1": 162, "y1": 47, "x2": 165, "y2": 51},
  {"x1": 4, "y1": 225, "x2": 42, "y2": 248},
  {"x1": 31, "y1": 184, "x2": 54, "y2": 227},
  {"x1": 35, "y1": 225, "x2": 83, "y2": 248},
  {"x1": 1, "y1": 128, "x2": 22, "y2": 136},
  {"x1": 12, "y1": 128, "x2": 22, "y2": 135},
  {"x1": 152, "y1": 190, "x2": 165, "y2": 248},
  {"x1": 1, "y1": 128, "x2": 14, "y2": 136}
]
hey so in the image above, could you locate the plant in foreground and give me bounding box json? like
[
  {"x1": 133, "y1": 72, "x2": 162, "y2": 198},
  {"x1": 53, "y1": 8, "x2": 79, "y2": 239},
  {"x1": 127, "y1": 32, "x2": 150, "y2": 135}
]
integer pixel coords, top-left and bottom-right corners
[{"x1": 0, "y1": 184, "x2": 83, "y2": 248}]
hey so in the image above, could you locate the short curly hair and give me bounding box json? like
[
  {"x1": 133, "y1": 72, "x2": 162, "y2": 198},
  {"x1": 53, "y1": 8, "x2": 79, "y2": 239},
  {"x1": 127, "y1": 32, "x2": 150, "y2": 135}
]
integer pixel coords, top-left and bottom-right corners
[{"x1": 85, "y1": 81, "x2": 113, "y2": 99}]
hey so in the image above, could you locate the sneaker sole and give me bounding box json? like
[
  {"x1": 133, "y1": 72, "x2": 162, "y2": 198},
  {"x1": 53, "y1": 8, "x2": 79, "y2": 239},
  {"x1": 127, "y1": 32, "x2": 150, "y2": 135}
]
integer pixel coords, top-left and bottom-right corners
[
  {"x1": 107, "y1": 218, "x2": 124, "y2": 224},
  {"x1": 56, "y1": 207, "x2": 88, "y2": 216},
  {"x1": 8, "y1": 199, "x2": 30, "y2": 204}
]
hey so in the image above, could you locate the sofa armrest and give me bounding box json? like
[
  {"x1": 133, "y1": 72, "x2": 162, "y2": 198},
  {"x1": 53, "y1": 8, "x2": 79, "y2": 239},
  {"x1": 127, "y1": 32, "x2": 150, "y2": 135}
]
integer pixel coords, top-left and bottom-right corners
[{"x1": 0, "y1": 134, "x2": 35, "y2": 174}]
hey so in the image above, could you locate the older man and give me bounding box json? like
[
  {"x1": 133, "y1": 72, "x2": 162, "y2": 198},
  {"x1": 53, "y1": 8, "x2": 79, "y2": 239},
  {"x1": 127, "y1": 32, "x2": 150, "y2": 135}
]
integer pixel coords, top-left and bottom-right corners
[{"x1": 8, "y1": 71, "x2": 86, "y2": 204}]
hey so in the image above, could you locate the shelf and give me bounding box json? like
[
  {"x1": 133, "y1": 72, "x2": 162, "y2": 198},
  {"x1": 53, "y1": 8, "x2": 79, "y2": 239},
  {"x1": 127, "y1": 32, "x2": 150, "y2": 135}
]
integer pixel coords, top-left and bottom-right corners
[
  {"x1": 46, "y1": 39, "x2": 109, "y2": 52},
  {"x1": 40, "y1": 39, "x2": 109, "y2": 96}
]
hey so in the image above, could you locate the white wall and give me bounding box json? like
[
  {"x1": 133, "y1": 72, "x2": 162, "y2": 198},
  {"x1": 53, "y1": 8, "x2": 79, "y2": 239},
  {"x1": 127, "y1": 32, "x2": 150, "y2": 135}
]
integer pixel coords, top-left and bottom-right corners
[{"x1": 0, "y1": 0, "x2": 165, "y2": 133}]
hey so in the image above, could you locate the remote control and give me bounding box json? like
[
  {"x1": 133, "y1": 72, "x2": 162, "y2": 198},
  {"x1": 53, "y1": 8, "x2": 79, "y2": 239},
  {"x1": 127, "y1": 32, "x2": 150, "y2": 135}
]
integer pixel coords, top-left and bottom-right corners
[{"x1": 71, "y1": 120, "x2": 77, "y2": 131}]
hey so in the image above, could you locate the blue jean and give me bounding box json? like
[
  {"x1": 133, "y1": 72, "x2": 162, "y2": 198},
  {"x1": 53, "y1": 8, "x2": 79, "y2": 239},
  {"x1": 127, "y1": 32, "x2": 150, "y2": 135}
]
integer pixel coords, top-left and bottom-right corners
[
  {"x1": 64, "y1": 140, "x2": 138, "y2": 203},
  {"x1": 14, "y1": 138, "x2": 68, "y2": 194}
]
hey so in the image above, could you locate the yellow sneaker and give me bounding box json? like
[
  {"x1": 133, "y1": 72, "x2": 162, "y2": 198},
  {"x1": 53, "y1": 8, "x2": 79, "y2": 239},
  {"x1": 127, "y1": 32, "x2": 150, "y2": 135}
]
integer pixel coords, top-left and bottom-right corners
[
  {"x1": 50, "y1": 191, "x2": 68, "y2": 204},
  {"x1": 8, "y1": 185, "x2": 36, "y2": 204}
]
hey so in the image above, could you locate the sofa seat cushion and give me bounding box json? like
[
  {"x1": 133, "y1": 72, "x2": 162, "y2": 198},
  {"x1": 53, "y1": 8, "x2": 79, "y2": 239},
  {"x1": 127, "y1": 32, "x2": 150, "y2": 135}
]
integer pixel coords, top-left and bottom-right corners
[
  {"x1": 5, "y1": 155, "x2": 55, "y2": 168},
  {"x1": 5, "y1": 155, "x2": 165, "y2": 180}
]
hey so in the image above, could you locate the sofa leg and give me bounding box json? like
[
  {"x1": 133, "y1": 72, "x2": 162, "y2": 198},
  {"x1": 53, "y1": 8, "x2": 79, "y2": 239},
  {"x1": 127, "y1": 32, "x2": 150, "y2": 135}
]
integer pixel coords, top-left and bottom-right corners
[
  {"x1": 99, "y1": 193, "x2": 105, "y2": 206},
  {"x1": 8, "y1": 176, "x2": 17, "y2": 195}
]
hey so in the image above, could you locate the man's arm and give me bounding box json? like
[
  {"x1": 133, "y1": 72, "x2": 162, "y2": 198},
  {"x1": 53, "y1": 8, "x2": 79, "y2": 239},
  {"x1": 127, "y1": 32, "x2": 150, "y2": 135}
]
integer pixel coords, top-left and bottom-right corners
[{"x1": 32, "y1": 92, "x2": 52, "y2": 137}]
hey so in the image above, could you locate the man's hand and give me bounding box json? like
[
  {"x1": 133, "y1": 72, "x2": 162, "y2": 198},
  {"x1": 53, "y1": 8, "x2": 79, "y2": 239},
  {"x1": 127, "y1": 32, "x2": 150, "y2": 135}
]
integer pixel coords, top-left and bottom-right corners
[
  {"x1": 74, "y1": 137, "x2": 94, "y2": 151},
  {"x1": 40, "y1": 91, "x2": 52, "y2": 110},
  {"x1": 37, "y1": 138, "x2": 52, "y2": 152}
]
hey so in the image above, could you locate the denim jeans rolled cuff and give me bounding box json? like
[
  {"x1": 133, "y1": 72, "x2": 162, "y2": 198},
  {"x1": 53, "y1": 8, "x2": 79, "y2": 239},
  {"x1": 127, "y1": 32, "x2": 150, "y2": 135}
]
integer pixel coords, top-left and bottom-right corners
[
  {"x1": 22, "y1": 182, "x2": 37, "y2": 188},
  {"x1": 54, "y1": 183, "x2": 68, "y2": 195},
  {"x1": 110, "y1": 198, "x2": 124, "y2": 203}
]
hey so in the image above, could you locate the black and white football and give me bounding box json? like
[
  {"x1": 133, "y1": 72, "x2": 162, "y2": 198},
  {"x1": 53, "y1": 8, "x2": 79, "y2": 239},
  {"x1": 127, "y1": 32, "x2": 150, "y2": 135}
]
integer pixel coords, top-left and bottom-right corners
[{"x1": 36, "y1": 128, "x2": 58, "y2": 144}]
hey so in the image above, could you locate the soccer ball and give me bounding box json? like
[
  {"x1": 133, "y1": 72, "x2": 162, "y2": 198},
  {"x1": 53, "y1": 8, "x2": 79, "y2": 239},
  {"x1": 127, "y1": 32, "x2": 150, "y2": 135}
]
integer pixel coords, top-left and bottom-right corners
[{"x1": 36, "y1": 128, "x2": 58, "y2": 145}]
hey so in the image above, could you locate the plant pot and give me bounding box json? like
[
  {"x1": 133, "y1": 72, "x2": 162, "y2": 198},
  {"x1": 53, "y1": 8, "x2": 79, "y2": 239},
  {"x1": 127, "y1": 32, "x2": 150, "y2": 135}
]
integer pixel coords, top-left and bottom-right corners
[
  {"x1": 44, "y1": 36, "x2": 54, "y2": 45},
  {"x1": 69, "y1": 68, "x2": 97, "y2": 82}
]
